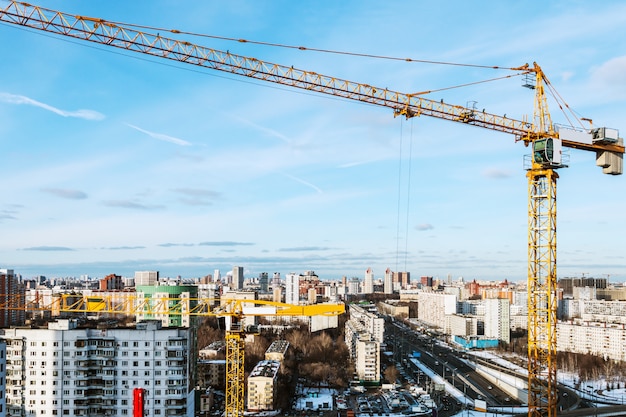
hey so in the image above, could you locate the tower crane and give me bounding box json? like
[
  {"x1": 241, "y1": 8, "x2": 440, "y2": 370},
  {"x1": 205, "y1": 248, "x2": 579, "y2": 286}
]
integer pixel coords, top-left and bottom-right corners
[
  {"x1": 0, "y1": 2, "x2": 623, "y2": 416},
  {"x1": 22, "y1": 291, "x2": 345, "y2": 417}
]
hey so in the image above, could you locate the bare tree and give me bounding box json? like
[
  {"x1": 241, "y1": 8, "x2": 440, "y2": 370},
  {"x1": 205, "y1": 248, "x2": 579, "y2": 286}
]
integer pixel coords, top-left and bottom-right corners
[{"x1": 384, "y1": 365, "x2": 400, "y2": 384}]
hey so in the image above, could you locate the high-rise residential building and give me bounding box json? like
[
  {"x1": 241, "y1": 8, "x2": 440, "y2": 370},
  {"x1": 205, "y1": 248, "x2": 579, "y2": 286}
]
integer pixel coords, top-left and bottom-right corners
[
  {"x1": 349, "y1": 304, "x2": 385, "y2": 343},
  {"x1": 420, "y1": 276, "x2": 434, "y2": 287},
  {"x1": 384, "y1": 268, "x2": 393, "y2": 294},
  {"x1": 484, "y1": 298, "x2": 510, "y2": 343},
  {"x1": 2, "y1": 319, "x2": 195, "y2": 417},
  {"x1": 136, "y1": 283, "x2": 198, "y2": 328},
  {"x1": 416, "y1": 291, "x2": 458, "y2": 333},
  {"x1": 396, "y1": 271, "x2": 410, "y2": 289},
  {"x1": 344, "y1": 321, "x2": 380, "y2": 384},
  {"x1": 557, "y1": 320, "x2": 626, "y2": 361},
  {"x1": 271, "y1": 272, "x2": 281, "y2": 288},
  {"x1": 214, "y1": 269, "x2": 221, "y2": 283},
  {"x1": 0, "y1": 269, "x2": 25, "y2": 327},
  {"x1": 135, "y1": 270, "x2": 159, "y2": 286},
  {"x1": 363, "y1": 268, "x2": 374, "y2": 294},
  {"x1": 285, "y1": 273, "x2": 300, "y2": 305},
  {"x1": 232, "y1": 266, "x2": 244, "y2": 290},
  {"x1": 347, "y1": 277, "x2": 360, "y2": 295},
  {"x1": 344, "y1": 303, "x2": 383, "y2": 384},
  {"x1": 259, "y1": 272, "x2": 269, "y2": 292},
  {"x1": 100, "y1": 273, "x2": 123, "y2": 290}
]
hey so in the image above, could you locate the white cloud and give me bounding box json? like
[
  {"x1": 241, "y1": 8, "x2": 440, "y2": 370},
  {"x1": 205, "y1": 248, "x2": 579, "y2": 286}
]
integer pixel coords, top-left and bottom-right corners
[
  {"x1": 126, "y1": 123, "x2": 191, "y2": 146},
  {"x1": 590, "y1": 55, "x2": 626, "y2": 89},
  {"x1": 280, "y1": 173, "x2": 323, "y2": 194},
  {"x1": 0, "y1": 92, "x2": 105, "y2": 120}
]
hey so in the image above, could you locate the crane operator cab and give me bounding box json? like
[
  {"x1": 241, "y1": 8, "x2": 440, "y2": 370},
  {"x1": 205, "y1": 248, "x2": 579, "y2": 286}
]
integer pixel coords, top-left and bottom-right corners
[{"x1": 533, "y1": 137, "x2": 566, "y2": 168}]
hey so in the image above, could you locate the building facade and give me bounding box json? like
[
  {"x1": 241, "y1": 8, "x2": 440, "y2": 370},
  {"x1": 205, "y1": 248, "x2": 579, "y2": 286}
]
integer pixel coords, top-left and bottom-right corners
[
  {"x1": 0, "y1": 269, "x2": 25, "y2": 328},
  {"x1": 2, "y1": 319, "x2": 195, "y2": 417},
  {"x1": 246, "y1": 360, "x2": 280, "y2": 411}
]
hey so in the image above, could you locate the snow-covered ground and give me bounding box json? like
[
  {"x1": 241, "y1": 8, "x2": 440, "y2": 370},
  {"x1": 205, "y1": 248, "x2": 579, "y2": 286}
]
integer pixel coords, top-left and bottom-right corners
[{"x1": 447, "y1": 350, "x2": 626, "y2": 416}]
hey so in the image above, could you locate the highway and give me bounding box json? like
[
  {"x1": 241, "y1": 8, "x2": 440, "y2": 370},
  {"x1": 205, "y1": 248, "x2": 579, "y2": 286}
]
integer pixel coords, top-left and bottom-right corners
[
  {"x1": 387, "y1": 320, "x2": 519, "y2": 407},
  {"x1": 385, "y1": 319, "x2": 588, "y2": 415}
]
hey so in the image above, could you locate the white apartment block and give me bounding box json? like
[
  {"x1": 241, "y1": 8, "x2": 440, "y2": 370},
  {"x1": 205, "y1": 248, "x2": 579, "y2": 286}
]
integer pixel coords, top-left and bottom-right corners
[
  {"x1": 384, "y1": 268, "x2": 393, "y2": 295},
  {"x1": 355, "y1": 338, "x2": 379, "y2": 383},
  {"x1": 2, "y1": 319, "x2": 194, "y2": 417},
  {"x1": 557, "y1": 320, "x2": 626, "y2": 361},
  {"x1": 416, "y1": 291, "x2": 457, "y2": 333},
  {"x1": 285, "y1": 273, "x2": 300, "y2": 305},
  {"x1": 246, "y1": 360, "x2": 280, "y2": 411},
  {"x1": 363, "y1": 268, "x2": 374, "y2": 294},
  {"x1": 560, "y1": 299, "x2": 626, "y2": 325},
  {"x1": 134, "y1": 271, "x2": 158, "y2": 286},
  {"x1": 448, "y1": 315, "x2": 478, "y2": 337},
  {"x1": 349, "y1": 304, "x2": 384, "y2": 343},
  {"x1": 484, "y1": 298, "x2": 510, "y2": 344},
  {"x1": 344, "y1": 320, "x2": 380, "y2": 384}
]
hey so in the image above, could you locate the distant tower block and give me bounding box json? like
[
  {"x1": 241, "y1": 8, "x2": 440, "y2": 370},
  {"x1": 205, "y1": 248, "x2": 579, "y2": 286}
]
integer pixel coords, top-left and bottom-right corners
[{"x1": 364, "y1": 268, "x2": 374, "y2": 294}]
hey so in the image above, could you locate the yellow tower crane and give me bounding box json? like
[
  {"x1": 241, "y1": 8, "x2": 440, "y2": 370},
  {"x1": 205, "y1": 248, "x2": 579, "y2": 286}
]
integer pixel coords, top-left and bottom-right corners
[
  {"x1": 1, "y1": 3, "x2": 623, "y2": 416},
  {"x1": 23, "y1": 292, "x2": 345, "y2": 417}
]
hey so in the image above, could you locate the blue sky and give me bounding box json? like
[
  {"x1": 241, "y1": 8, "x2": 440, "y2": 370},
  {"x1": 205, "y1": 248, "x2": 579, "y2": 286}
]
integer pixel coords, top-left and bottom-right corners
[{"x1": 1, "y1": 1, "x2": 625, "y2": 283}]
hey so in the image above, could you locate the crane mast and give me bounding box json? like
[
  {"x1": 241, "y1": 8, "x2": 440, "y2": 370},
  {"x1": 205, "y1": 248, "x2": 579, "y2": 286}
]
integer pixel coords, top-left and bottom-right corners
[{"x1": 1, "y1": 3, "x2": 624, "y2": 417}]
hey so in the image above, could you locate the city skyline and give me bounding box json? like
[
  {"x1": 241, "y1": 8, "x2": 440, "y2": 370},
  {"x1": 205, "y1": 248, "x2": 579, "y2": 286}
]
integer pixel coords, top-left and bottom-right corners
[{"x1": 1, "y1": 1, "x2": 625, "y2": 282}]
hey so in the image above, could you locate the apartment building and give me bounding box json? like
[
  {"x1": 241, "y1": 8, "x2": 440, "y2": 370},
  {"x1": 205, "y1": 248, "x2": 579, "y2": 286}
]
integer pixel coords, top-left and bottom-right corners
[
  {"x1": 197, "y1": 360, "x2": 226, "y2": 389},
  {"x1": 264, "y1": 340, "x2": 289, "y2": 362},
  {"x1": 415, "y1": 291, "x2": 457, "y2": 333},
  {"x1": 344, "y1": 320, "x2": 380, "y2": 384},
  {"x1": 246, "y1": 360, "x2": 280, "y2": 411},
  {"x1": 363, "y1": 268, "x2": 374, "y2": 294},
  {"x1": 557, "y1": 320, "x2": 626, "y2": 361},
  {"x1": 561, "y1": 298, "x2": 626, "y2": 324},
  {"x1": 136, "y1": 284, "x2": 198, "y2": 328},
  {"x1": 0, "y1": 269, "x2": 25, "y2": 327},
  {"x1": 2, "y1": 319, "x2": 195, "y2": 417},
  {"x1": 348, "y1": 304, "x2": 384, "y2": 343},
  {"x1": 484, "y1": 298, "x2": 510, "y2": 344}
]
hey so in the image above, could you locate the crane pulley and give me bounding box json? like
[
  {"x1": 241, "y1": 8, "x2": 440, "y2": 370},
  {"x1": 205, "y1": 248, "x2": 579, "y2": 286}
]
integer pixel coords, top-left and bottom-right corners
[{"x1": 0, "y1": 2, "x2": 623, "y2": 417}]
